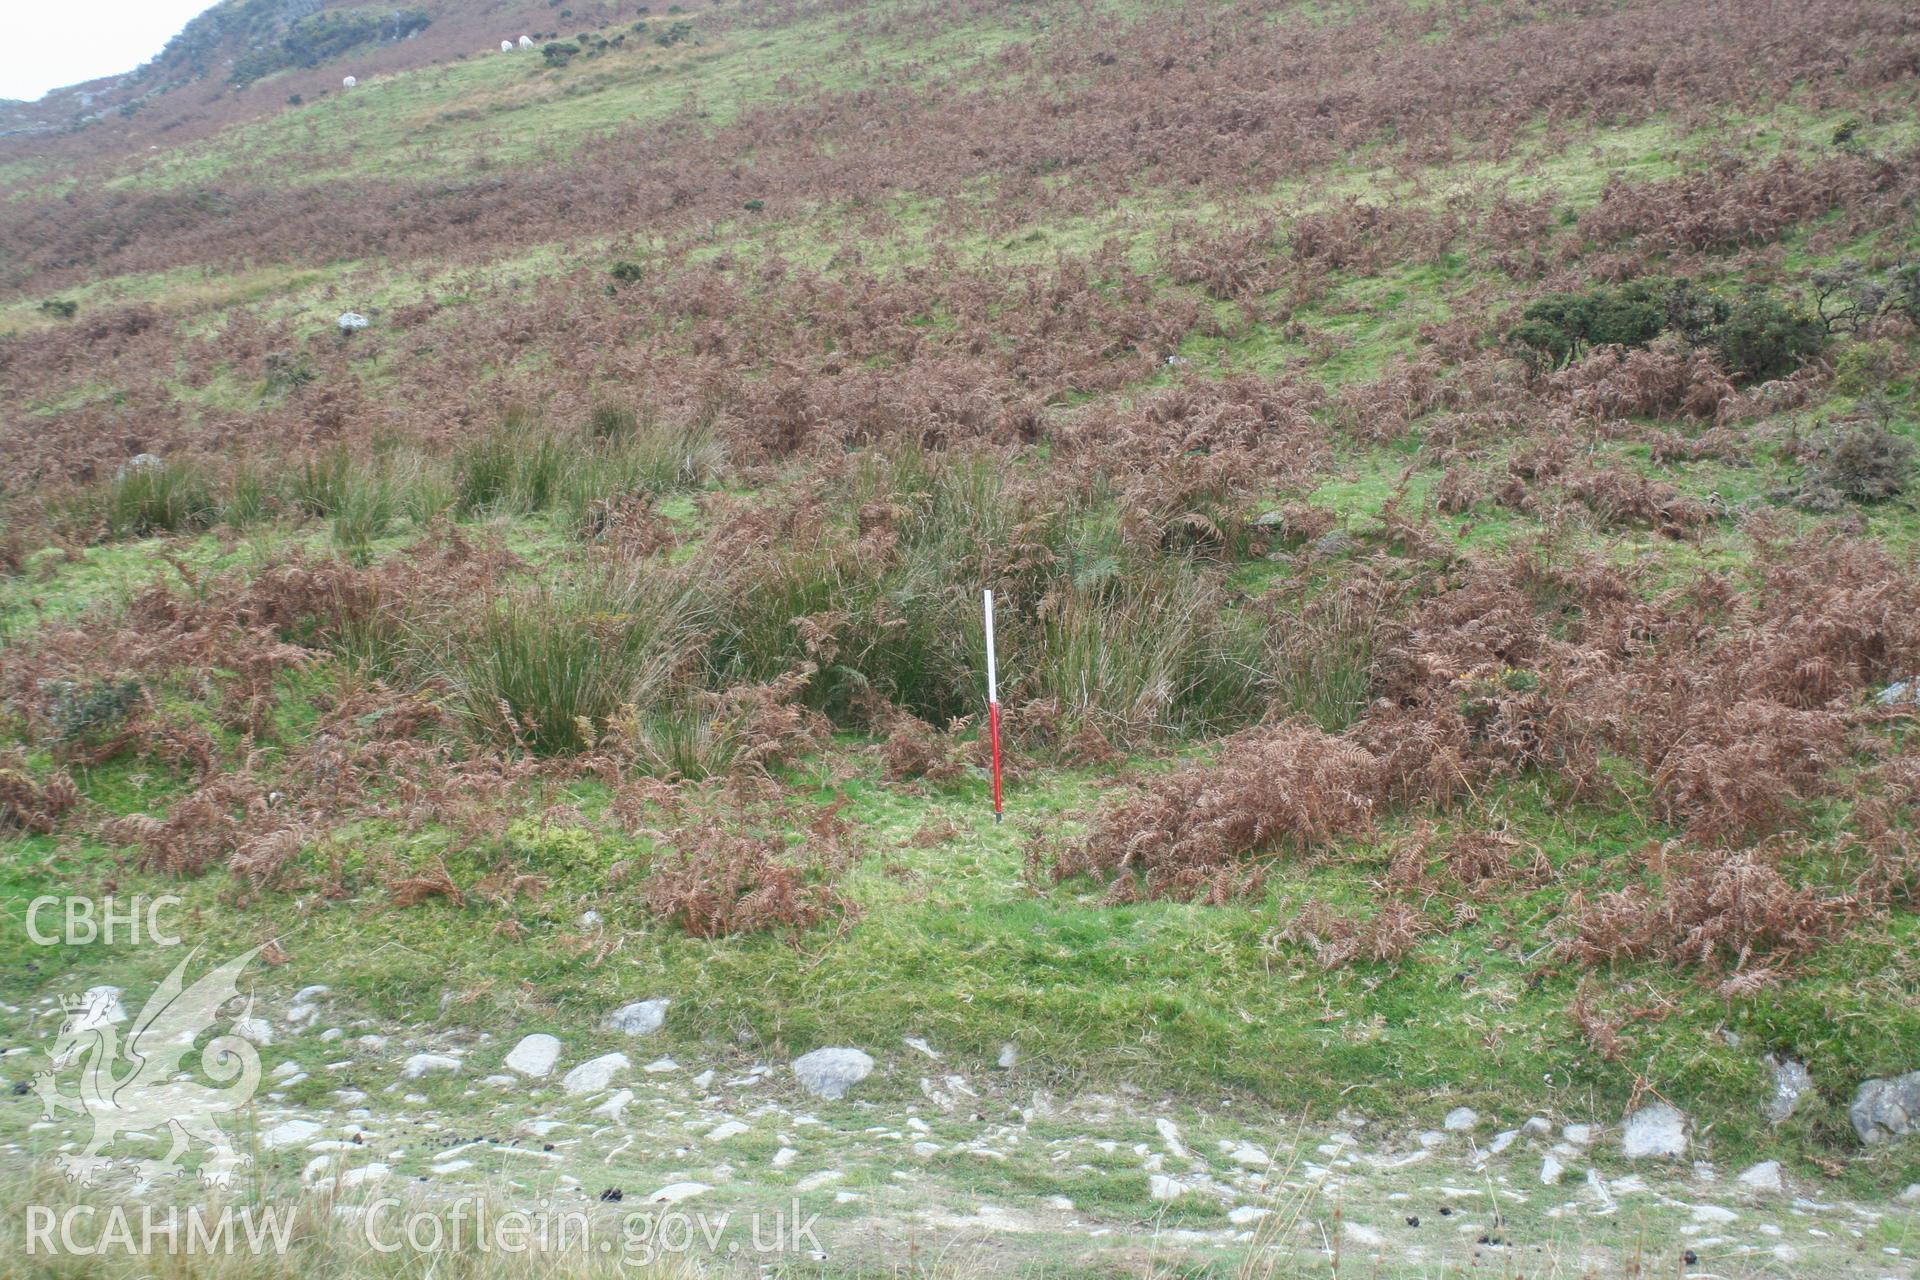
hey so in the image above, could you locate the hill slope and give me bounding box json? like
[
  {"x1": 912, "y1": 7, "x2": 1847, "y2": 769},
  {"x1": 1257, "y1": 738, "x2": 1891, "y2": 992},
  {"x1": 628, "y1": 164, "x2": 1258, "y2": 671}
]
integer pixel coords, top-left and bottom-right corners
[{"x1": 2, "y1": 1, "x2": 1920, "y2": 1275}]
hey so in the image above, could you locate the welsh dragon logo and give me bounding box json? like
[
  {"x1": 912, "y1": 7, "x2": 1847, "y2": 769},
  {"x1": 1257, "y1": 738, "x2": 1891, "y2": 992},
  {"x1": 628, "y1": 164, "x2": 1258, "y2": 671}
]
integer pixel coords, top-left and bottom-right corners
[{"x1": 35, "y1": 946, "x2": 265, "y2": 1189}]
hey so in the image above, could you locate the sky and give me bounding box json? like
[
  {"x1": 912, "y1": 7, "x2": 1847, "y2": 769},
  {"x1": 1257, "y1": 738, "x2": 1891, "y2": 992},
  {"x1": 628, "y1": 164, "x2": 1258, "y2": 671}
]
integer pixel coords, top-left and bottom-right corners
[{"x1": 1, "y1": 0, "x2": 211, "y2": 102}]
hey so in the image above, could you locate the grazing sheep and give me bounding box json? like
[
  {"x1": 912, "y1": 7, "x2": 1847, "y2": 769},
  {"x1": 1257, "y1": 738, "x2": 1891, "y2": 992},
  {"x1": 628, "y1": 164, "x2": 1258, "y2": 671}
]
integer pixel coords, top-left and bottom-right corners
[
  {"x1": 342, "y1": 75, "x2": 357, "y2": 88},
  {"x1": 519, "y1": 35, "x2": 535, "y2": 48},
  {"x1": 501, "y1": 40, "x2": 514, "y2": 53}
]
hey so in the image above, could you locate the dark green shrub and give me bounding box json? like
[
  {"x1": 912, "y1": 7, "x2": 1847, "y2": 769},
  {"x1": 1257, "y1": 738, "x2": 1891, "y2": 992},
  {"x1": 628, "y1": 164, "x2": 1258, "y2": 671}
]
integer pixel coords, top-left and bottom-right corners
[
  {"x1": 542, "y1": 41, "x2": 580, "y2": 65},
  {"x1": 1507, "y1": 279, "x2": 1692, "y2": 371},
  {"x1": 742, "y1": 199, "x2": 765, "y2": 212},
  {"x1": 39, "y1": 299, "x2": 77, "y2": 320},
  {"x1": 609, "y1": 261, "x2": 644, "y2": 284},
  {"x1": 41, "y1": 677, "x2": 144, "y2": 745},
  {"x1": 263, "y1": 350, "x2": 315, "y2": 391},
  {"x1": 1713, "y1": 294, "x2": 1825, "y2": 383}
]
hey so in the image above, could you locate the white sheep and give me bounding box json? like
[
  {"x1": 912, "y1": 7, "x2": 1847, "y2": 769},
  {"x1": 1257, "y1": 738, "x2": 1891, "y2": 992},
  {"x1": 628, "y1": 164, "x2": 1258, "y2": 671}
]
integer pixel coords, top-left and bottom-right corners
[
  {"x1": 519, "y1": 35, "x2": 535, "y2": 49},
  {"x1": 501, "y1": 40, "x2": 514, "y2": 53},
  {"x1": 342, "y1": 75, "x2": 357, "y2": 89}
]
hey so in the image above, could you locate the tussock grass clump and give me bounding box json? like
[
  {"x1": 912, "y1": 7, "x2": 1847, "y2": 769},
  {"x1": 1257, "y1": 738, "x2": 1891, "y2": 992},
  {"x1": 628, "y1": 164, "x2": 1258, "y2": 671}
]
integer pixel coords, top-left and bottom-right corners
[
  {"x1": 437, "y1": 570, "x2": 705, "y2": 754},
  {"x1": 103, "y1": 458, "x2": 219, "y2": 537},
  {"x1": 1033, "y1": 566, "x2": 1260, "y2": 744}
]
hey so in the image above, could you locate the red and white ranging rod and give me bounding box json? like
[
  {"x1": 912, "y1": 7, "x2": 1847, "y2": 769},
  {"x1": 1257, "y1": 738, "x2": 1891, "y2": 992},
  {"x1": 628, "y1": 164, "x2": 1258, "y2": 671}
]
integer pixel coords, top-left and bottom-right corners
[{"x1": 984, "y1": 589, "x2": 1004, "y2": 824}]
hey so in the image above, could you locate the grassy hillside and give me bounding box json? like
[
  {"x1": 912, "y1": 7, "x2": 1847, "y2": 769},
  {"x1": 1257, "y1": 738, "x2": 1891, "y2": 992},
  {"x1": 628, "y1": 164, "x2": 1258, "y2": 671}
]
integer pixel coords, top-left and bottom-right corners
[{"x1": 3, "y1": 0, "x2": 1920, "y2": 1272}]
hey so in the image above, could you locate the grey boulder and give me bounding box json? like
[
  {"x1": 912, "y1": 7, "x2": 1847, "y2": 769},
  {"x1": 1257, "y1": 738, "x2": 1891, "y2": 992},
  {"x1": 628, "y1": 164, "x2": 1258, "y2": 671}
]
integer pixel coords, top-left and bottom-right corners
[
  {"x1": 1851, "y1": 1072, "x2": 1920, "y2": 1145},
  {"x1": 791, "y1": 1047, "x2": 874, "y2": 1100}
]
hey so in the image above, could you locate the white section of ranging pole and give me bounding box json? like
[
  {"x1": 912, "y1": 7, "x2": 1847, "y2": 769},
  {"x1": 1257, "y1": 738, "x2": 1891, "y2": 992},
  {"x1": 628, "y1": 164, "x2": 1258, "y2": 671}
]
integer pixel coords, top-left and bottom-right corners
[{"x1": 983, "y1": 590, "x2": 999, "y2": 705}]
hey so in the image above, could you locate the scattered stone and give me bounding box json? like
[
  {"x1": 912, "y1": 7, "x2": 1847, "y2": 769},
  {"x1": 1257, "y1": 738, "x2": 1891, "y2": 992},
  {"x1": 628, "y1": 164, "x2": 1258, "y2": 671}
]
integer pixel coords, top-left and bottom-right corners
[
  {"x1": 1764, "y1": 1055, "x2": 1814, "y2": 1123},
  {"x1": 262, "y1": 1120, "x2": 323, "y2": 1149},
  {"x1": 590, "y1": 1090, "x2": 633, "y2": 1123},
  {"x1": 643, "y1": 1058, "x2": 678, "y2": 1074},
  {"x1": 1488, "y1": 1130, "x2": 1519, "y2": 1155},
  {"x1": 1878, "y1": 678, "x2": 1918, "y2": 707},
  {"x1": 1521, "y1": 1117, "x2": 1553, "y2": 1138},
  {"x1": 1689, "y1": 1204, "x2": 1738, "y2": 1225},
  {"x1": 562, "y1": 1052, "x2": 630, "y2": 1096},
  {"x1": 286, "y1": 986, "x2": 329, "y2": 1028},
  {"x1": 602, "y1": 1000, "x2": 670, "y2": 1037},
  {"x1": 337, "y1": 312, "x2": 369, "y2": 333},
  {"x1": 1417, "y1": 1130, "x2": 1448, "y2": 1149},
  {"x1": 1148, "y1": 1174, "x2": 1185, "y2": 1202},
  {"x1": 76, "y1": 987, "x2": 128, "y2": 1031},
  {"x1": 1736, "y1": 1161, "x2": 1784, "y2": 1194},
  {"x1": 650, "y1": 1182, "x2": 710, "y2": 1205},
  {"x1": 692, "y1": 1070, "x2": 715, "y2": 1091},
  {"x1": 234, "y1": 1016, "x2": 273, "y2": 1046},
  {"x1": 1155, "y1": 1118, "x2": 1188, "y2": 1158},
  {"x1": 1850, "y1": 1072, "x2": 1920, "y2": 1145},
  {"x1": 1562, "y1": 1123, "x2": 1594, "y2": 1146},
  {"x1": 903, "y1": 1037, "x2": 941, "y2": 1061},
  {"x1": 1228, "y1": 1205, "x2": 1269, "y2": 1227},
  {"x1": 772, "y1": 1147, "x2": 798, "y2": 1169},
  {"x1": 1444, "y1": 1107, "x2": 1479, "y2": 1132},
  {"x1": 338, "y1": 1163, "x2": 389, "y2": 1189},
  {"x1": 504, "y1": 1034, "x2": 562, "y2": 1079},
  {"x1": 1313, "y1": 529, "x2": 1359, "y2": 556},
  {"x1": 1229, "y1": 1143, "x2": 1271, "y2": 1169},
  {"x1": 998, "y1": 1043, "x2": 1019, "y2": 1070},
  {"x1": 1540, "y1": 1155, "x2": 1565, "y2": 1186},
  {"x1": 707, "y1": 1120, "x2": 750, "y2": 1142},
  {"x1": 402, "y1": 1054, "x2": 461, "y2": 1080},
  {"x1": 792, "y1": 1048, "x2": 874, "y2": 1101},
  {"x1": 794, "y1": 1171, "x2": 842, "y2": 1193},
  {"x1": 1621, "y1": 1102, "x2": 1688, "y2": 1159}
]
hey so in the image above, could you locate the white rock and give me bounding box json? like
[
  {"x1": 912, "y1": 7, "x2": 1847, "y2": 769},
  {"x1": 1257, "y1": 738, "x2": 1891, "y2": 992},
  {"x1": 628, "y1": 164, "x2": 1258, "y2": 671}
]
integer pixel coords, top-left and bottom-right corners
[
  {"x1": 1690, "y1": 1204, "x2": 1738, "y2": 1225},
  {"x1": 794, "y1": 1170, "x2": 841, "y2": 1193},
  {"x1": 998, "y1": 1043, "x2": 1019, "y2": 1069},
  {"x1": 602, "y1": 1000, "x2": 670, "y2": 1037},
  {"x1": 73, "y1": 986, "x2": 128, "y2": 1031},
  {"x1": 1737, "y1": 1161, "x2": 1784, "y2": 1194},
  {"x1": 262, "y1": 1120, "x2": 323, "y2": 1149},
  {"x1": 1521, "y1": 1116, "x2": 1553, "y2": 1138},
  {"x1": 271, "y1": 1061, "x2": 300, "y2": 1080},
  {"x1": 1229, "y1": 1143, "x2": 1271, "y2": 1168},
  {"x1": 707, "y1": 1120, "x2": 750, "y2": 1141},
  {"x1": 1562, "y1": 1123, "x2": 1594, "y2": 1146},
  {"x1": 234, "y1": 1016, "x2": 272, "y2": 1046},
  {"x1": 772, "y1": 1147, "x2": 798, "y2": 1169},
  {"x1": 1540, "y1": 1155, "x2": 1565, "y2": 1185},
  {"x1": 1444, "y1": 1107, "x2": 1479, "y2": 1132},
  {"x1": 1488, "y1": 1130, "x2": 1520, "y2": 1154},
  {"x1": 338, "y1": 1163, "x2": 388, "y2": 1188},
  {"x1": 504, "y1": 1034, "x2": 562, "y2": 1078},
  {"x1": 401, "y1": 1054, "x2": 460, "y2": 1080},
  {"x1": 1148, "y1": 1174, "x2": 1185, "y2": 1202},
  {"x1": 649, "y1": 1182, "x2": 709, "y2": 1204},
  {"x1": 591, "y1": 1089, "x2": 633, "y2": 1122},
  {"x1": 1621, "y1": 1102, "x2": 1688, "y2": 1159},
  {"x1": 903, "y1": 1037, "x2": 941, "y2": 1060},
  {"x1": 1228, "y1": 1206, "x2": 1269, "y2": 1226},
  {"x1": 792, "y1": 1048, "x2": 873, "y2": 1100},
  {"x1": 1764, "y1": 1055, "x2": 1814, "y2": 1123},
  {"x1": 336, "y1": 311, "x2": 369, "y2": 332},
  {"x1": 643, "y1": 1058, "x2": 678, "y2": 1073},
  {"x1": 562, "y1": 1052, "x2": 630, "y2": 1096},
  {"x1": 1156, "y1": 1118, "x2": 1188, "y2": 1158}
]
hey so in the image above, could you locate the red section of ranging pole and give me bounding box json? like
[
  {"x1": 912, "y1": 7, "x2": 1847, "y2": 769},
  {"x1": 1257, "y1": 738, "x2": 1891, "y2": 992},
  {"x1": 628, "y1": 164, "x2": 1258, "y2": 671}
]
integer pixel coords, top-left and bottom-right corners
[{"x1": 985, "y1": 590, "x2": 1003, "y2": 823}]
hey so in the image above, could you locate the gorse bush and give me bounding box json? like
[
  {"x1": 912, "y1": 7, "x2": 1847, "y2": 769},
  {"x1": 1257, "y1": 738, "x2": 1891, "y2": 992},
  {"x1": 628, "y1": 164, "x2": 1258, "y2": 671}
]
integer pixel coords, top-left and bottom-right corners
[
  {"x1": 1510, "y1": 277, "x2": 1826, "y2": 384},
  {"x1": 1713, "y1": 293, "x2": 1827, "y2": 383}
]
